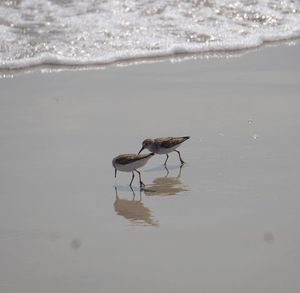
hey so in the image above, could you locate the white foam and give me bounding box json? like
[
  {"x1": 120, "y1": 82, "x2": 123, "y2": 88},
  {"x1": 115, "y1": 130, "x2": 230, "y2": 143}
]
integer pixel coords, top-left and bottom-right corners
[{"x1": 0, "y1": 0, "x2": 300, "y2": 71}]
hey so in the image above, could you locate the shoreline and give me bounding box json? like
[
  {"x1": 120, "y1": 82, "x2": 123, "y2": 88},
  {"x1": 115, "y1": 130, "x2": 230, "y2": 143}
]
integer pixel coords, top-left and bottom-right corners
[{"x1": 1, "y1": 37, "x2": 299, "y2": 78}]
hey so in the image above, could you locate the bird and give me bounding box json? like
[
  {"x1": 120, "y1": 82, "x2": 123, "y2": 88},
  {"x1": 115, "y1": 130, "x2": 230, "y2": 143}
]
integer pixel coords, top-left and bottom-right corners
[
  {"x1": 112, "y1": 153, "x2": 154, "y2": 187},
  {"x1": 138, "y1": 136, "x2": 190, "y2": 165}
]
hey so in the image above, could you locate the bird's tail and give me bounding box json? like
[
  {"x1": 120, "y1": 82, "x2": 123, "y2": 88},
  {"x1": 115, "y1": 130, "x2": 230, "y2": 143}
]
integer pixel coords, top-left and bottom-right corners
[{"x1": 182, "y1": 136, "x2": 190, "y2": 140}]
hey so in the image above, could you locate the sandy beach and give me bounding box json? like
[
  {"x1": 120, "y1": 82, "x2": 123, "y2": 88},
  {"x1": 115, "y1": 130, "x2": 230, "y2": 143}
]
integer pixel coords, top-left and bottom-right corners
[{"x1": 1, "y1": 42, "x2": 300, "y2": 293}]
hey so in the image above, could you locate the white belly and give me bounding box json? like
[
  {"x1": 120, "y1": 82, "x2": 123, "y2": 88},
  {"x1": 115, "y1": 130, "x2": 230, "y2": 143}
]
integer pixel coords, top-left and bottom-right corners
[
  {"x1": 115, "y1": 157, "x2": 150, "y2": 172},
  {"x1": 155, "y1": 145, "x2": 180, "y2": 155}
]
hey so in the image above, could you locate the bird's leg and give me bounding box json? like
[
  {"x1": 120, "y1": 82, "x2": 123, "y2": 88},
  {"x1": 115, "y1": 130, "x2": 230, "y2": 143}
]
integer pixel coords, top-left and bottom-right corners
[
  {"x1": 164, "y1": 154, "x2": 169, "y2": 166},
  {"x1": 177, "y1": 164, "x2": 183, "y2": 178},
  {"x1": 174, "y1": 150, "x2": 185, "y2": 165},
  {"x1": 129, "y1": 171, "x2": 135, "y2": 186},
  {"x1": 164, "y1": 164, "x2": 170, "y2": 177},
  {"x1": 134, "y1": 169, "x2": 145, "y2": 188},
  {"x1": 114, "y1": 186, "x2": 119, "y2": 200},
  {"x1": 129, "y1": 185, "x2": 136, "y2": 200}
]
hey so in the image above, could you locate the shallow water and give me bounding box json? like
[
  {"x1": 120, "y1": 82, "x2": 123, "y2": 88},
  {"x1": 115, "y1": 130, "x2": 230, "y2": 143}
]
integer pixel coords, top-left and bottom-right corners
[{"x1": 0, "y1": 44, "x2": 300, "y2": 292}]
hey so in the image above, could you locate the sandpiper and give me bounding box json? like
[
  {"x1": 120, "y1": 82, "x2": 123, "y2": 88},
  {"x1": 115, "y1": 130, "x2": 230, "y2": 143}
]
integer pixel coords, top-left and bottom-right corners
[
  {"x1": 112, "y1": 153, "x2": 154, "y2": 187},
  {"x1": 138, "y1": 136, "x2": 190, "y2": 165}
]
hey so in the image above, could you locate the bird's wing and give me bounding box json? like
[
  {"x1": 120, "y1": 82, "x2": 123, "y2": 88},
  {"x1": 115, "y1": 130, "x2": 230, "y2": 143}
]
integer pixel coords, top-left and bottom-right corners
[
  {"x1": 116, "y1": 154, "x2": 152, "y2": 165},
  {"x1": 157, "y1": 137, "x2": 186, "y2": 148}
]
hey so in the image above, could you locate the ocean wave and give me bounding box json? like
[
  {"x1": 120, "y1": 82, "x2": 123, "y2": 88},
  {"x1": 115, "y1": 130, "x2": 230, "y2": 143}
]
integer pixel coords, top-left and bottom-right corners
[{"x1": 1, "y1": 0, "x2": 300, "y2": 71}]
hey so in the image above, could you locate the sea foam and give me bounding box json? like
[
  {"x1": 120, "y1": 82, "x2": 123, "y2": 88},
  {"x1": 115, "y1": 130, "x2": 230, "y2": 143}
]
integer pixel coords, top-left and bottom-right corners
[{"x1": 0, "y1": 0, "x2": 300, "y2": 71}]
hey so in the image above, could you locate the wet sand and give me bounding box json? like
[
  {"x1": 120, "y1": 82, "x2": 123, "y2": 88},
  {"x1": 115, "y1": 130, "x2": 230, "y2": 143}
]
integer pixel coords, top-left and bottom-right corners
[{"x1": 1, "y1": 43, "x2": 300, "y2": 293}]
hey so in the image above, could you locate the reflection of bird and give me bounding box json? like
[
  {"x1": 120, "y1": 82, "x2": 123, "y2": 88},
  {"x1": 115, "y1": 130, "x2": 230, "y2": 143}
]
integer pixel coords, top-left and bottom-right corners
[
  {"x1": 138, "y1": 136, "x2": 190, "y2": 165},
  {"x1": 113, "y1": 187, "x2": 158, "y2": 227},
  {"x1": 112, "y1": 153, "x2": 154, "y2": 187},
  {"x1": 144, "y1": 166, "x2": 189, "y2": 196}
]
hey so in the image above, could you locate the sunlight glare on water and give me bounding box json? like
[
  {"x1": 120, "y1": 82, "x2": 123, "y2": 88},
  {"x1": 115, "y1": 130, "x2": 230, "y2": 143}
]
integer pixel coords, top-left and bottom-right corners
[{"x1": 0, "y1": 0, "x2": 300, "y2": 70}]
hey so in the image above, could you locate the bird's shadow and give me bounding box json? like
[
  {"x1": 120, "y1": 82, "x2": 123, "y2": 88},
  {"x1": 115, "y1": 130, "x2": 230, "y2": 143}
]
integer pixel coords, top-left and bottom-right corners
[
  {"x1": 113, "y1": 186, "x2": 159, "y2": 227},
  {"x1": 143, "y1": 165, "x2": 189, "y2": 196}
]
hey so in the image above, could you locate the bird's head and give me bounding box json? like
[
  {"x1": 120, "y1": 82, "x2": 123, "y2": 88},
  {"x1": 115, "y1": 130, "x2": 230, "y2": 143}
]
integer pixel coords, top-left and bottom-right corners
[{"x1": 138, "y1": 138, "x2": 153, "y2": 154}]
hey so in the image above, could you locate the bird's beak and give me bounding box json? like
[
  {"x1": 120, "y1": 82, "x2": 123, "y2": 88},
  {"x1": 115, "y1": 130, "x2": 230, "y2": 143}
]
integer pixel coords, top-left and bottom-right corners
[
  {"x1": 114, "y1": 168, "x2": 117, "y2": 178},
  {"x1": 138, "y1": 146, "x2": 144, "y2": 154}
]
